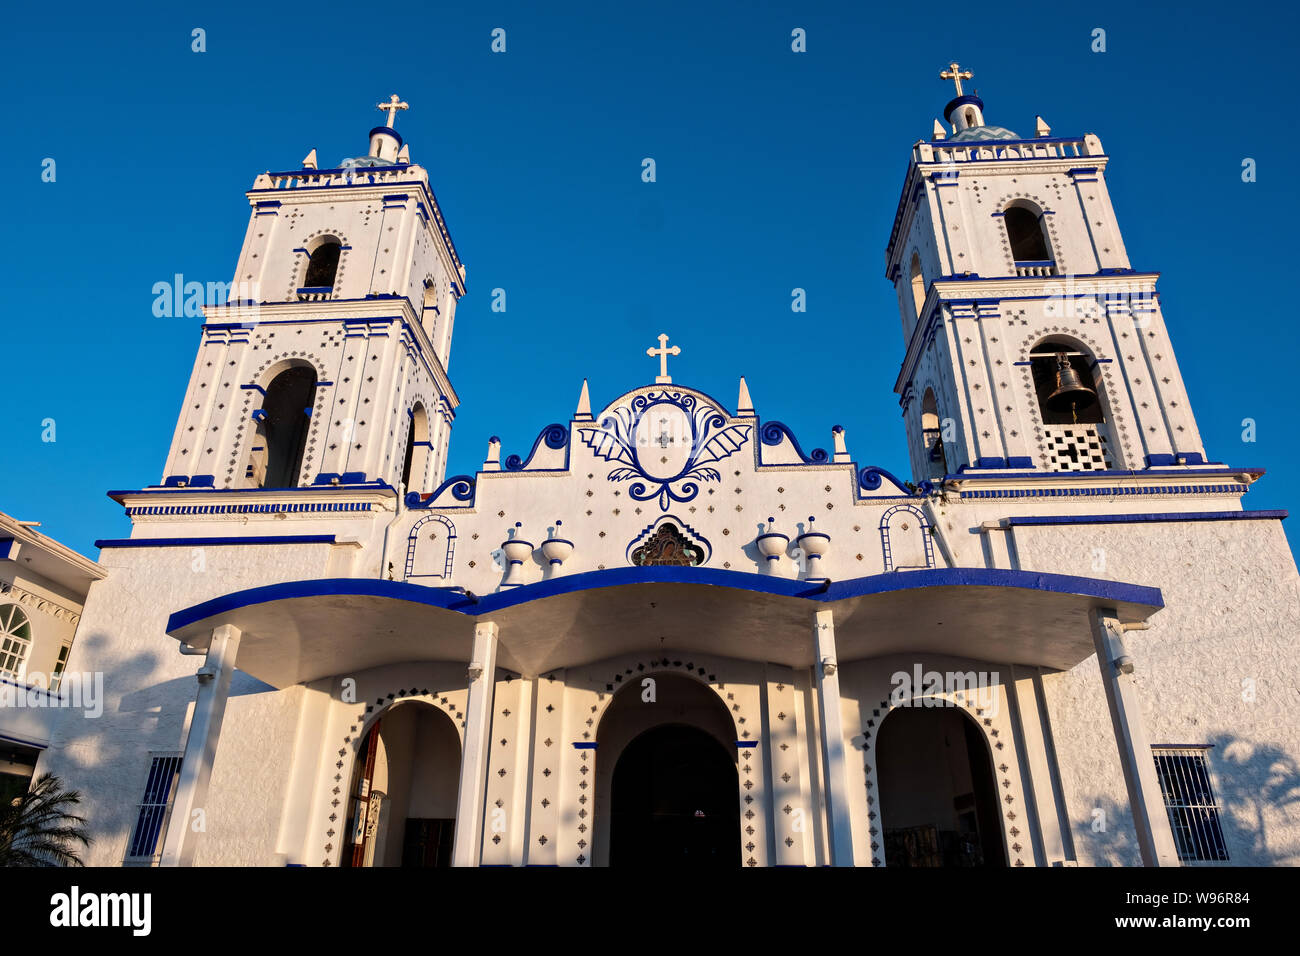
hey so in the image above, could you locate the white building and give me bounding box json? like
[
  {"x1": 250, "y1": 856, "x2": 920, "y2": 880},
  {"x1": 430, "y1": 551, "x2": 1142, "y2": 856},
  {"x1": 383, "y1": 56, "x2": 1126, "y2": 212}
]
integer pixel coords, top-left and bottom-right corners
[
  {"x1": 34, "y1": 75, "x2": 1300, "y2": 867},
  {"x1": 1, "y1": 512, "x2": 104, "y2": 802}
]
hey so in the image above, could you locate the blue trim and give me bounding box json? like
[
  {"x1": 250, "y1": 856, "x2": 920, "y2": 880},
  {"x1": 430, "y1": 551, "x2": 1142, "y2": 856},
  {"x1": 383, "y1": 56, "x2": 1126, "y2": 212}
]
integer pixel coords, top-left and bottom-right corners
[
  {"x1": 0, "y1": 730, "x2": 48, "y2": 750},
  {"x1": 1005, "y1": 510, "x2": 1287, "y2": 528},
  {"x1": 0, "y1": 538, "x2": 14, "y2": 560},
  {"x1": 108, "y1": 481, "x2": 396, "y2": 500},
  {"x1": 96, "y1": 535, "x2": 337, "y2": 549},
  {"x1": 408, "y1": 474, "x2": 477, "y2": 509},
  {"x1": 760, "y1": 421, "x2": 828, "y2": 464},
  {"x1": 948, "y1": 467, "x2": 1250, "y2": 482},
  {"x1": 858, "y1": 466, "x2": 917, "y2": 495},
  {"x1": 311, "y1": 472, "x2": 368, "y2": 486},
  {"x1": 369, "y1": 126, "x2": 403, "y2": 147},
  {"x1": 736, "y1": 741, "x2": 757, "y2": 748},
  {"x1": 504, "y1": 424, "x2": 570, "y2": 472},
  {"x1": 572, "y1": 742, "x2": 598, "y2": 749},
  {"x1": 165, "y1": 567, "x2": 1164, "y2": 635},
  {"x1": 943, "y1": 94, "x2": 985, "y2": 117}
]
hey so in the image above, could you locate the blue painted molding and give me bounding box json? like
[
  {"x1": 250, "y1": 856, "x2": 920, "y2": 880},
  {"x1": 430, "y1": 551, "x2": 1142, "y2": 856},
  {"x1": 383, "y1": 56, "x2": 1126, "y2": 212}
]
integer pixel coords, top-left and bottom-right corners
[
  {"x1": 97, "y1": 535, "x2": 337, "y2": 550},
  {"x1": 858, "y1": 466, "x2": 919, "y2": 496},
  {"x1": 0, "y1": 538, "x2": 15, "y2": 560},
  {"x1": 760, "y1": 421, "x2": 828, "y2": 464},
  {"x1": 504, "y1": 424, "x2": 570, "y2": 472},
  {"x1": 165, "y1": 566, "x2": 1164, "y2": 635},
  {"x1": 572, "y1": 742, "x2": 598, "y2": 750},
  {"x1": 311, "y1": 472, "x2": 369, "y2": 486},
  {"x1": 108, "y1": 480, "x2": 396, "y2": 502},
  {"x1": 1004, "y1": 510, "x2": 1287, "y2": 528},
  {"x1": 407, "y1": 474, "x2": 477, "y2": 509},
  {"x1": 948, "y1": 467, "x2": 1258, "y2": 483}
]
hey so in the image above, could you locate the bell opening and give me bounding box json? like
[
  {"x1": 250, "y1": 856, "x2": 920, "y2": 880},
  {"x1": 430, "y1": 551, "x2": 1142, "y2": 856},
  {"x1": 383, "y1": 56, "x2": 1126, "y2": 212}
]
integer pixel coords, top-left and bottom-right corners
[{"x1": 1031, "y1": 347, "x2": 1105, "y2": 425}]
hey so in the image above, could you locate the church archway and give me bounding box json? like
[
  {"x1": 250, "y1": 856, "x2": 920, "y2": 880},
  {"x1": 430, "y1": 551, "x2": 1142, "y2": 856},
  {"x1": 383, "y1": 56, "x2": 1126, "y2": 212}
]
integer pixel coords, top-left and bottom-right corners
[
  {"x1": 342, "y1": 701, "x2": 461, "y2": 867},
  {"x1": 876, "y1": 705, "x2": 1005, "y2": 867},
  {"x1": 594, "y1": 673, "x2": 740, "y2": 868}
]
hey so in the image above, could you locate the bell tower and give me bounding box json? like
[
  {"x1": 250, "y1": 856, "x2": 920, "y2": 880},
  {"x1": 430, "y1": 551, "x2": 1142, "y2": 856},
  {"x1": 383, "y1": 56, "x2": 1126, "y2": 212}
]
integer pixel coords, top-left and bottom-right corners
[
  {"x1": 159, "y1": 96, "x2": 466, "y2": 495},
  {"x1": 886, "y1": 64, "x2": 1211, "y2": 484}
]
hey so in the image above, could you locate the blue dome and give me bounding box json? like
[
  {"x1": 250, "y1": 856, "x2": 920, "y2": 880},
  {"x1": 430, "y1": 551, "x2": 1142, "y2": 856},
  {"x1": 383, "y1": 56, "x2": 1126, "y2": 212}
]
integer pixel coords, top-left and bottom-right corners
[{"x1": 949, "y1": 124, "x2": 1021, "y2": 143}]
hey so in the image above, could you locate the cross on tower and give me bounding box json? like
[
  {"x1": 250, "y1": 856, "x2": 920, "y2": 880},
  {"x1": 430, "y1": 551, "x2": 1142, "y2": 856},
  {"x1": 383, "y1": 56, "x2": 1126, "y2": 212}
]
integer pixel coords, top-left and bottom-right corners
[
  {"x1": 376, "y1": 94, "x2": 409, "y2": 129},
  {"x1": 940, "y1": 62, "x2": 973, "y2": 97},
  {"x1": 646, "y1": 333, "x2": 681, "y2": 384}
]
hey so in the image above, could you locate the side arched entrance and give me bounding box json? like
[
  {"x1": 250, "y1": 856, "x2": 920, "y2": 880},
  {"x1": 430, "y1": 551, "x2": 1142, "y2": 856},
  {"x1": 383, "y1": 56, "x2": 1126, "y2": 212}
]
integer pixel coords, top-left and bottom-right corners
[
  {"x1": 342, "y1": 701, "x2": 461, "y2": 867},
  {"x1": 876, "y1": 705, "x2": 1006, "y2": 867}
]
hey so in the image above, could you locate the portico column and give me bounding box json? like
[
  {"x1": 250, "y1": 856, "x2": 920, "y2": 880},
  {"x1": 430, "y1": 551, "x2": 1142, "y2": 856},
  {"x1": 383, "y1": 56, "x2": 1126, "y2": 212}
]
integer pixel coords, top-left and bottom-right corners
[
  {"x1": 159, "y1": 623, "x2": 241, "y2": 867},
  {"x1": 452, "y1": 619, "x2": 499, "y2": 867},
  {"x1": 1089, "y1": 608, "x2": 1180, "y2": 866},
  {"x1": 813, "y1": 609, "x2": 855, "y2": 866}
]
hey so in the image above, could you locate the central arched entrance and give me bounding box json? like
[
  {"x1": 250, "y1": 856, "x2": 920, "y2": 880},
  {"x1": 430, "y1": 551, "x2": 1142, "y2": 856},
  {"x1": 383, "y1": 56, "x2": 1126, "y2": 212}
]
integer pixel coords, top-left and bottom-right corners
[
  {"x1": 876, "y1": 705, "x2": 1006, "y2": 867},
  {"x1": 611, "y1": 725, "x2": 740, "y2": 867},
  {"x1": 595, "y1": 673, "x2": 741, "y2": 867}
]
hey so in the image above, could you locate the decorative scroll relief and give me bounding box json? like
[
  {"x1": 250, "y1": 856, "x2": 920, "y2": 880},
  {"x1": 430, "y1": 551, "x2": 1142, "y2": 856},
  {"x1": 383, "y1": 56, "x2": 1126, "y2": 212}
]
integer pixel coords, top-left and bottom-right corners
[{"x1": 579, "y1": 391, "x2": 751, "y2": 511}]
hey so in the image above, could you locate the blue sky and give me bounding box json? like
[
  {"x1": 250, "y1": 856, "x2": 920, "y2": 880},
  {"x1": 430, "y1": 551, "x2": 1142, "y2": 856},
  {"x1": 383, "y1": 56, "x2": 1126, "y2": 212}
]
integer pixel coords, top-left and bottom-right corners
[{"x1": 1, "y1": 0, "x2": 1297, "y2": 560}]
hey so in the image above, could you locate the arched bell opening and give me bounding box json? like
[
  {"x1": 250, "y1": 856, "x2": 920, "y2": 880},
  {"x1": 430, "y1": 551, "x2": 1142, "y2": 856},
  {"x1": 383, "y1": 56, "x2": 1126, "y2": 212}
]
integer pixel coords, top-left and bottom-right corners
[{"x1": 1029, "y1": 337, "x2": 1118, "y2": 471}]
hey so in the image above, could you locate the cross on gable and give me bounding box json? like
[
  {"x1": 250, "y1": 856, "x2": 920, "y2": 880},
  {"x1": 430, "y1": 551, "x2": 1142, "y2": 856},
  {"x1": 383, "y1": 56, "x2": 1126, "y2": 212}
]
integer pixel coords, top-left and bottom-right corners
[{"x1": 646, "y1": 333, "x2": 681, "y2": 384}]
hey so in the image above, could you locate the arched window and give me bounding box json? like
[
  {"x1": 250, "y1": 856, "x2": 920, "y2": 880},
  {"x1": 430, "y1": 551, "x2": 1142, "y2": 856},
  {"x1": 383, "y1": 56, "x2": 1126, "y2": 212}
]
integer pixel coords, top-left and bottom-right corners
[
  {"x1": 1004, "y1": 206, "x2": 1051, "y2": 269},
  {"x1": 402, "y1": 403, "x2": 430, "y2": 492},
  {"x1": 255, "y1": 366, "x2": 317, "y2": 487},
  {"x1": 303, "y1": 239, "x2": 341, "y2": 289},
  {"x1": 920, "y1": 388, "x2": 946, "y2": 478},
  {"x1": 964, "y1": 107, "x2": 977, "y2": 127},
  {"x1": 0, "y1": 604, "x2": 33, "y2": 679},
  {"x1": 909, "y1": 253, "x2": 925, "y2": 320}
]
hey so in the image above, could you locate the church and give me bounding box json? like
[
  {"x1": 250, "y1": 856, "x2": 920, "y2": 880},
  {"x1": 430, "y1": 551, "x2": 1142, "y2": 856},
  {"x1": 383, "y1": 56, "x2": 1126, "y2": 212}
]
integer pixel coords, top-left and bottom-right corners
[{"x1": 32, "y1": 68, "x2": 1300, "y2": 868}]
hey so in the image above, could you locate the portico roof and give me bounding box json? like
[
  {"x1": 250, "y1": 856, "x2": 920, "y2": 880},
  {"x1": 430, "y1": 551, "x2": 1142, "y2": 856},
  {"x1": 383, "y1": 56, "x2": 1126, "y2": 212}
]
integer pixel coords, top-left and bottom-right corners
[{"x1": 165, "y1": 567, "x2": 1162, "y2": 687}]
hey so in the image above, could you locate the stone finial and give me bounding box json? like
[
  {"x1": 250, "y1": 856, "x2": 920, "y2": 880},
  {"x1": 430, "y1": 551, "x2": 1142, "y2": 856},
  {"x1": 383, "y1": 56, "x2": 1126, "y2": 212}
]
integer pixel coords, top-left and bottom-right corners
[
  {"x1": 484, "y1": 436, "x2": 502, "y2": 471},
  {"x1": 1035, "y1": 115, "x2": 1052, "y2": 138},
  {"x1": 832, "y1": 424, "x2": 850, "y2": 463},
  {"x1": 737, "y1": 376, "x2": 755, "y2": 417},
  {"x1": 301, "y1": 148, "x2": 318, "y2": 170},
  {"x1": 932, "y1": 119, "x2": 947, "y2": 141},
  {"x1": 574, "y1": 379, "x2": 593, "y2": 421}
]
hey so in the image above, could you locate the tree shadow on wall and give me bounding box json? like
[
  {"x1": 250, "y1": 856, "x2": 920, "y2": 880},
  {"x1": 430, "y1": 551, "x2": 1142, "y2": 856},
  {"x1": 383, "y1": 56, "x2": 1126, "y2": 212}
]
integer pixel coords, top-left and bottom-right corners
[{"x1": 1080, "y1": 733, "x2": 1300, "y2": 866}]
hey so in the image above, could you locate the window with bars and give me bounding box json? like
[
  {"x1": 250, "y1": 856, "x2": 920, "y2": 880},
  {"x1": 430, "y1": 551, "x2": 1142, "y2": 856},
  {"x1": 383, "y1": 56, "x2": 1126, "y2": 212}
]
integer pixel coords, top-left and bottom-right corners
[
  {"x1": 126, "y1": 754, "x2": 183, "y2": 864},
  {"x1": 1152, "y1": 747, "x2": 1229, "y2": 862}
]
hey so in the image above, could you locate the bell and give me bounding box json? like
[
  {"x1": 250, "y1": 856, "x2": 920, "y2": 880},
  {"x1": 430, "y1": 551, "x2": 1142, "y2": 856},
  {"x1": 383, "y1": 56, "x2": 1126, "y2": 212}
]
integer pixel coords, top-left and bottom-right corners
[{"x1": 1045, "y1": 352, "x2": 1098, "y2": 416}]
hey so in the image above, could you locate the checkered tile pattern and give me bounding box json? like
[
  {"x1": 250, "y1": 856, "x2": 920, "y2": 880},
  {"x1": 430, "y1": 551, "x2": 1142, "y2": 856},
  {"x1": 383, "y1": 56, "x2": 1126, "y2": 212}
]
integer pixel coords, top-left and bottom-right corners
[{"x1": 1043, "y1": 425, "x2": 1114, "y2": 471}]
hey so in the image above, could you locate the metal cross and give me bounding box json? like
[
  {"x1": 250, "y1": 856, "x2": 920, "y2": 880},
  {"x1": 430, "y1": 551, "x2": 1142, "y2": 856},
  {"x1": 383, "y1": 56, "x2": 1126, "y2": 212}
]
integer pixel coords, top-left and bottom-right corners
[
  {"x1": 940, "y1": 62, "x2": 973, "y2": 97},
  {"x1": 376, "y1": 94, "x2": 409, "y2": 128},
  {"x1": 646, "y1": 333, "x2": 680, "y2": 384}
]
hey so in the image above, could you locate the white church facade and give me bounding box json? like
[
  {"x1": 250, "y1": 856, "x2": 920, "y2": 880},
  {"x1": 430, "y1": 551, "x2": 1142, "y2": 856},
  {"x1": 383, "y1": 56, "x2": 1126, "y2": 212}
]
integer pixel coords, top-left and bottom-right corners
[{"x1": 33, "y1": 73, "x2": 1300, "y2": 867}]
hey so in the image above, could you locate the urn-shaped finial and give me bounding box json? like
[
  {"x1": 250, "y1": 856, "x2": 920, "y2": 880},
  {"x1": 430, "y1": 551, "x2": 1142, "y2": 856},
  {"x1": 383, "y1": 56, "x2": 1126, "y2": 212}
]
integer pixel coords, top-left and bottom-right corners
[
  {"x1": 755, "y1": 516, "x2": 790, "y2": 573},
  {"x1": 500, "y1": 522, "x2": 534, "y2": 588},
  {"x1": 795, "y1": 515, "x2": 831, "y2": 583},
  {"x1": 539, "y1": 519, "x2": 575, "y2": 573}
]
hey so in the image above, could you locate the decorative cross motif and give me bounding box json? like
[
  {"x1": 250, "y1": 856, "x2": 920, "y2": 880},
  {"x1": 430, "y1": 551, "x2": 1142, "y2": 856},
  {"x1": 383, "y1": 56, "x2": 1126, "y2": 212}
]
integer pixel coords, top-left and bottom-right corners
[
  {"x1": 646, "y1": 333, "x2": 680, "y2": 384},
  {"x1": 376, "y1": 94, "x2": 409, "y2": 128},
  {"x1": 940, "y1": 62, "x2": 973, "y2": 97},
  {"x1": 656, "y1": 417, "x2": 673, "y2": 448}
]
